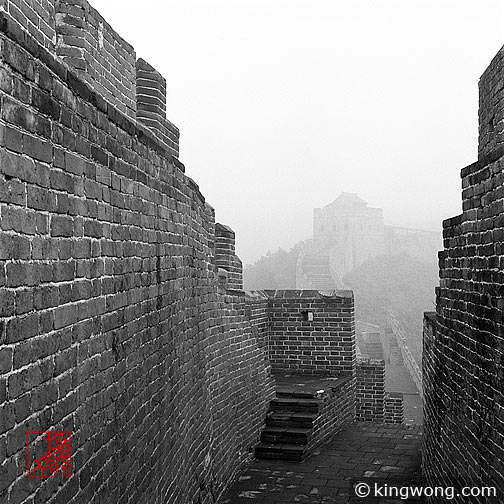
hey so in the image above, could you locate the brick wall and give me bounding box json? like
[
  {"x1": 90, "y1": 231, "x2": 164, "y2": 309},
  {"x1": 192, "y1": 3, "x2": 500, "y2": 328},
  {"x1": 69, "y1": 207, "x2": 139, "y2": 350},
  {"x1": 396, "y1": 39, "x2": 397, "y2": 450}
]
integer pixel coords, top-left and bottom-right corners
[
  {"x1": 0, "y1": 0, "x2": 56, "y2": 51},
  {"x1": 478, "y1": 44, "x2": 504, "y2": 158},
  {"x1": 423, "y1": 44, "x2": 504, "y2": 501},
  {"x1": 136, "y1": 58, "x2": 179, "y2": 157},
  {"x1": 215, "y1": 223, "x2": 243, "y2": 291},
  {"x1": 0, "y1": 1, "x2": 179, "y2": 154},
  {"x1": 55, "y1": 0, "x2": 137, "y2": 120},
  {"x1": 356, "y1": 358, "x2": 385, "y2": 422},
  {"x1": 384, "y1": 392, "x2": 403, "y2": 424},
  {"x1": 0, "y1": 11, "x2": 275, "y2": 503},
  {"x1": 267, "y1": 290, "x2": 355, "y2": 375},
  {"x1": 307, "y1": 377, "x2": 355, "y2": 453}
]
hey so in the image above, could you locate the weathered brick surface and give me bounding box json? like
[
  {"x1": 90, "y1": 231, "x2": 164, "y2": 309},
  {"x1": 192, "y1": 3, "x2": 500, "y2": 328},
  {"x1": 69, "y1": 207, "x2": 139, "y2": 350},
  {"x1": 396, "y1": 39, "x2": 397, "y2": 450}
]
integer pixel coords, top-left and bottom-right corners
[
  {"x1": 384, "y1": 392, "x2": 404, "y2": 424},
  {"x1": 0, "y1": 0, "x2": 56, "y2": 51},
  {"x1": 423, "y1": 43, "x2": 504, "y2": 502},
  {"x1": 215, "y1": 222, "x2": 243, "y2": 291},
  {"x1": 136, "y1": 58, "x2": 179, "y2": 157},
  {"x1": 55, "y1": 0, "x2": 137, "y2": 120},
  {"x1": 307, "y1": 377, "x2": 355, "y2": 453},
  {"x1": 479, "y1": 45, "x2": 504, "y2": 158},
  {"x1": 266, "y1": 290, "x2": 355, "y2": 375},
  {"x1": 356, "y1": 358, "x2": 385, "y2": 422},
  {"x1": 0, "y1": 11, "x2": 274, "y2": 503},
  {"x1": 1, "y1": 0, "x2": 179, "y2": 153}
]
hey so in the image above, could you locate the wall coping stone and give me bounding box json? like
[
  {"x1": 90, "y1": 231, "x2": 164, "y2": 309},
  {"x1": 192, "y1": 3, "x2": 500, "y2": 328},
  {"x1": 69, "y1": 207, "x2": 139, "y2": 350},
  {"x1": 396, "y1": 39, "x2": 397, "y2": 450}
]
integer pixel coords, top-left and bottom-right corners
[
  {"x1": 460, "y1": 144, "x2": 504, "y2": 178},
  {"x1": 262, "y1": 289, "x2": 353, "y2": 300},
  {"x1": 357, "y1": 358, "x2": 386, "y2": 366}
]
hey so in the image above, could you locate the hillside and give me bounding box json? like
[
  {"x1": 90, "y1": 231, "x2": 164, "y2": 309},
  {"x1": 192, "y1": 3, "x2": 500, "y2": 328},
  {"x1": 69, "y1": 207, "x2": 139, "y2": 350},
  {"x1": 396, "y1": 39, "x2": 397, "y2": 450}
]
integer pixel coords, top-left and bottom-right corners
[
  {"x1": 243, "y1": 245, "x2": 302, "y2": 290},
  {"x1": 343, "y1": 254, "x2": 439, "y2": 364},
  {"x1": 244, "y1": 247, "x2": 438, "y2": 366}
]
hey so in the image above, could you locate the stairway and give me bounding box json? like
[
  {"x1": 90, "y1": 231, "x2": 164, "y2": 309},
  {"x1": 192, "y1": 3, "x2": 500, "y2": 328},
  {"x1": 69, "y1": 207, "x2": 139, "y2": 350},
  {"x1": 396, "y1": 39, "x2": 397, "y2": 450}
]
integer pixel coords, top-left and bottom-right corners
[
  {"x1": 255, "y1": 389, "x2": 320, "y2": 461},
  {"x1": 300, "y1": 250, "x2": 335, "y2": 291},
  {"x1": 364, "y1": 340, "x2": 384, "y2": 360}
]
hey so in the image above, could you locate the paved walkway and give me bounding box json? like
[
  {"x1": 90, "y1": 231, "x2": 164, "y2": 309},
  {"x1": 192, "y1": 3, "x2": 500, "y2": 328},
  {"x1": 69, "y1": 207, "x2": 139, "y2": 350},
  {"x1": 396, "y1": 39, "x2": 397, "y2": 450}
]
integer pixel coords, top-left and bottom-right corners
[{"x1": 219, "y1": 423, "x2": 422, "y2": 504}]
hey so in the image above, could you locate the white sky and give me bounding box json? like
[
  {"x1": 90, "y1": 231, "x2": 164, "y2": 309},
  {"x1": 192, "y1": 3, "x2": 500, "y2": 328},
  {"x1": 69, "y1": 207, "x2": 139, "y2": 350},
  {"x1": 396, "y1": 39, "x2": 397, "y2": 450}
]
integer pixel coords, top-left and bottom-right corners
[{"x1": 92, "y1": 0, "x2": 504, "y2": 264}]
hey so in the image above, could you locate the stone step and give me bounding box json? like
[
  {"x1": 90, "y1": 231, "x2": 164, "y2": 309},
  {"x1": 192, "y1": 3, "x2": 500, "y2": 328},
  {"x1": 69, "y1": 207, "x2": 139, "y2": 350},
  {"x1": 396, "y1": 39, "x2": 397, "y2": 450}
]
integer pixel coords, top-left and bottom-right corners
[
  {"x1": 266, "y1": 410, "x2": 318, "y2": 428},
  {"x1": 261, "y1": 426, "x2": 311, "y2": 444},
  {"x1": 255, "y1": 442, "x2": 305, "y2": 461},
  {"x1": 270, "y1": 397, "x2": 319, "y2": 412},
  {"x1": 276, "y1": 389, "x2": 317, "y2": 399}
]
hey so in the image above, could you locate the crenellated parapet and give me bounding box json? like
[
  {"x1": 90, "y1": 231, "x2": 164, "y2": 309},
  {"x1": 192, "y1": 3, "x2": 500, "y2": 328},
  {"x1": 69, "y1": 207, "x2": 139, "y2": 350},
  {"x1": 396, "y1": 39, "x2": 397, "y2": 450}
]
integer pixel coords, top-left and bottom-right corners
[
  {"x1": 135, "y1": 58, "x2": 180, "y2": 156},
  {"x1": 0, "y1": 0, "x2": 180, "y2": 155},
  {"x1": 423, "y1": 39, "x2": 504, "y2": 499},
  {"x1": 214, "y1": 223, "x2": 243, "y2": 290}
]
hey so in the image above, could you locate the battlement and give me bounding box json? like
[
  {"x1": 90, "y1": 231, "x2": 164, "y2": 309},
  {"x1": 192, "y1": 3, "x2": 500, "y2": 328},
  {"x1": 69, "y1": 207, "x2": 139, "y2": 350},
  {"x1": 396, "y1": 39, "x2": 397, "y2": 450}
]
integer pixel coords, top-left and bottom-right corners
[
  {"x1": 478, "y1": 44, "x2": 504, "y2": 158},
  {"x1": 0, "y1": 0, "x2": 180, "y2": 155},
  {"x1": 423, "y1": 41, "x2": 504, "y2": 497}
]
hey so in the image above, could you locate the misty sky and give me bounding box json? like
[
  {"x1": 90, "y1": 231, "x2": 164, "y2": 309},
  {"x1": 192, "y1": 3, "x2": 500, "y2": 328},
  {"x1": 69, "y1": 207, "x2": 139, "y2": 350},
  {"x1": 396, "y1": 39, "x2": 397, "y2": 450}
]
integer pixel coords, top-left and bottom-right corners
[{"x1": 92, "y1": 0, "x2": 504, "y2": 264}]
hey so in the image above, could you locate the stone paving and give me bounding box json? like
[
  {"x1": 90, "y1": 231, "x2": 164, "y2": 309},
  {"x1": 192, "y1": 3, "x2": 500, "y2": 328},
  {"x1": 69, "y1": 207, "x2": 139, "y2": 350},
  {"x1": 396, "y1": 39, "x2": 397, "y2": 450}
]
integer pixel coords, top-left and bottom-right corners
[{"x1": 219, "y1": 423, "x2": 423, "y2": 504}]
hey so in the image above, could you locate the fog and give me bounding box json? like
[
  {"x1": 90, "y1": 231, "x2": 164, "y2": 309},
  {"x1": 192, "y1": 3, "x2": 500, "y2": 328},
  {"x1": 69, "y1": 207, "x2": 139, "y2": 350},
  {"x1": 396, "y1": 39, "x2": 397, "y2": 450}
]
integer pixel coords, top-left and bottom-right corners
[{"x1": 91, "y1": 0, "x2": 504, "y2": 264}]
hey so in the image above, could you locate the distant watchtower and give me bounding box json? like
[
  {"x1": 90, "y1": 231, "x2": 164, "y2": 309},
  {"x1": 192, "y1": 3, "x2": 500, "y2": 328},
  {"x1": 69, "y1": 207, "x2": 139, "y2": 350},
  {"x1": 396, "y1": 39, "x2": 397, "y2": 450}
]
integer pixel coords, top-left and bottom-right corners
[
  {"x1": 296, "y1": 193, "x2": 386, "y2": 290},
  {"x1": 313, "y1": 193, "x2": 385, "y2": 269}
]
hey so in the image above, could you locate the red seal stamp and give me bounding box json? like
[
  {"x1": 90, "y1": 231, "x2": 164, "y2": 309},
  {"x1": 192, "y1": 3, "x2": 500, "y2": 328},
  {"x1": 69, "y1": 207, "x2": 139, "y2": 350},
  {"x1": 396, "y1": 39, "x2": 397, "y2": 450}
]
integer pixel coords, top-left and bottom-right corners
[{"x1": 26, "y1": 431, "x2": 72, "y2": 478}]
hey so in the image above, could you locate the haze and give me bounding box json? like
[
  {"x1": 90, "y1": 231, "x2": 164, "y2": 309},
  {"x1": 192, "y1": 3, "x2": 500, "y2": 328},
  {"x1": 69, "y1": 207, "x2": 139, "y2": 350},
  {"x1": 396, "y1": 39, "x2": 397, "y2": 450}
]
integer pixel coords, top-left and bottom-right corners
[{"x1": 91, "y1": 0, "x2": 504, "y2": 264}]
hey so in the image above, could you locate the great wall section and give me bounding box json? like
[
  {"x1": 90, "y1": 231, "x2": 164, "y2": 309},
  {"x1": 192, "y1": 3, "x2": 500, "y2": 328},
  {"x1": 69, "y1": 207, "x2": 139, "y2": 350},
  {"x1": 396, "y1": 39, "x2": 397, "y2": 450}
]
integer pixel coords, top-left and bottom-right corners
[
  {"x1": 296, "y1": 192, "x2": 441, "y2": 292},
  {"x1": 0, "y1": 1, "x2": 503, "y2": 503}
]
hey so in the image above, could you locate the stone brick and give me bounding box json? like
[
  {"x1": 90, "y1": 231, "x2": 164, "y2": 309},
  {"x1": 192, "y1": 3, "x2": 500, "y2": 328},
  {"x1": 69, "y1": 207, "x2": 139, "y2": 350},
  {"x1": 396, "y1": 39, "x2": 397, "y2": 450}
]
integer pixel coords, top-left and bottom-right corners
[
  {"x1": 0, "y1": 404, "x2": 15, "y2": 435},
  {"x1": 2, "y1": 38, "x2": 36, "y2": 81},
  {"x1": 12, "y1": 74, "x2": 30, "y2": 103},
  {"x1": 23, "y1": 132, "x2": 53, "y2": 162},
  {"x1": 0, "y1": 289, "x2": 15, "y2": 316},
  {"x1": 1, "y1": 205, "x2": 37, "y2": 234},
  {"x1": 51, "y1": 215, "x2": 74, "y2": 237},
  {"x1": 0, "y1": 347, "x2": 12, "y2": 374},
  {"x1": 11, "y1": 235, "x2": 31, "y2": 259},
  {"x1": 6, "y1": 312, "x2": 38, "y2": 344},
  {"x1": 15, "y1": 288, "x2": 33, "y2": 314},
  {"x1": 8, "y1": 365, "x2": 42, "y2": 399},
  {"x1": 0, "y1": 124, "x2": 24, "y2": 153},
  {"x1": 27, "y1": 184, "x2": 57, "y2": 211},
  {"x1": 54, "y1": 303, "x2": 78, "y2": 329},
  {"x1": 6, "y1": 262, "x2": 37, "y2": 287},
  {"x1": 0, "y1": 65, "x2": 13, "y2": 93},
  {"x1": 0, "y1": 175, "x2": 26, "y2": 205}
]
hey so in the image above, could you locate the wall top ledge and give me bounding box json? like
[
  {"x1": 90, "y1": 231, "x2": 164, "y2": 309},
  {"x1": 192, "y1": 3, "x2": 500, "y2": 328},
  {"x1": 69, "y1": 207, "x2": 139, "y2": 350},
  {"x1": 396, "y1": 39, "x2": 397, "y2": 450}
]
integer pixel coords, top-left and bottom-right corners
[{"x1": 261, "y1": 289, "x2": 354, "y2": 300}]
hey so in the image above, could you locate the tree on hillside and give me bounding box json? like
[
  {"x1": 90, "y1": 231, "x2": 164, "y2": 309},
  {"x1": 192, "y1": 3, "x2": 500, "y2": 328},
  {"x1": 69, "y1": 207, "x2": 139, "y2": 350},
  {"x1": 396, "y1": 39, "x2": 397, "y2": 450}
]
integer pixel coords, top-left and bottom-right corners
[
  {"x1": 243, "y1": 245, "x2": 302, "y2": 290},
  {"x1": 343, "y1": 254, "x2": 438, "y2": 364}
]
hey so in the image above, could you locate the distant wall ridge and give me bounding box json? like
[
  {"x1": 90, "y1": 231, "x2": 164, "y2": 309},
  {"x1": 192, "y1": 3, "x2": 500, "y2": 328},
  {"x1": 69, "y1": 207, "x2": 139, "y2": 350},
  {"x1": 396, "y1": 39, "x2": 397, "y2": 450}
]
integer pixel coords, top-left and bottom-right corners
[{"x1": 297, "y1": 195, "x2": 442, "y2": 291}]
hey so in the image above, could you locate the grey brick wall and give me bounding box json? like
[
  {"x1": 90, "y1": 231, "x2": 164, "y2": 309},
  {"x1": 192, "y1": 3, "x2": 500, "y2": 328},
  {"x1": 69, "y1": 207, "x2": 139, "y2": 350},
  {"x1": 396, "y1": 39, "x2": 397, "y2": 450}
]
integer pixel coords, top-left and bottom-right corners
[
  {"x1": 423, "y1": 42, "x2": 504, "y2": 502},
  {"x1": 55, "y1": 0, "x2": 137, "y2": 120},
  {"x1": 266, "y1": 290, "x2": 355, "y2": 375},
  {"x1": 356, "y1": 358, "x2": 385, "y2": 422},
  {"x1": 0, "y1": 11, "x2": 274, "y2": 503},
  {"x1": 0, "y1": 0, "x2": 56, "y2": 51},
  {"x1": 135, "y1": 58, "x2": 179, "y2": 157},
  {"x1": 479, "y1": 44, "x2": 504, "y2": 158}
]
